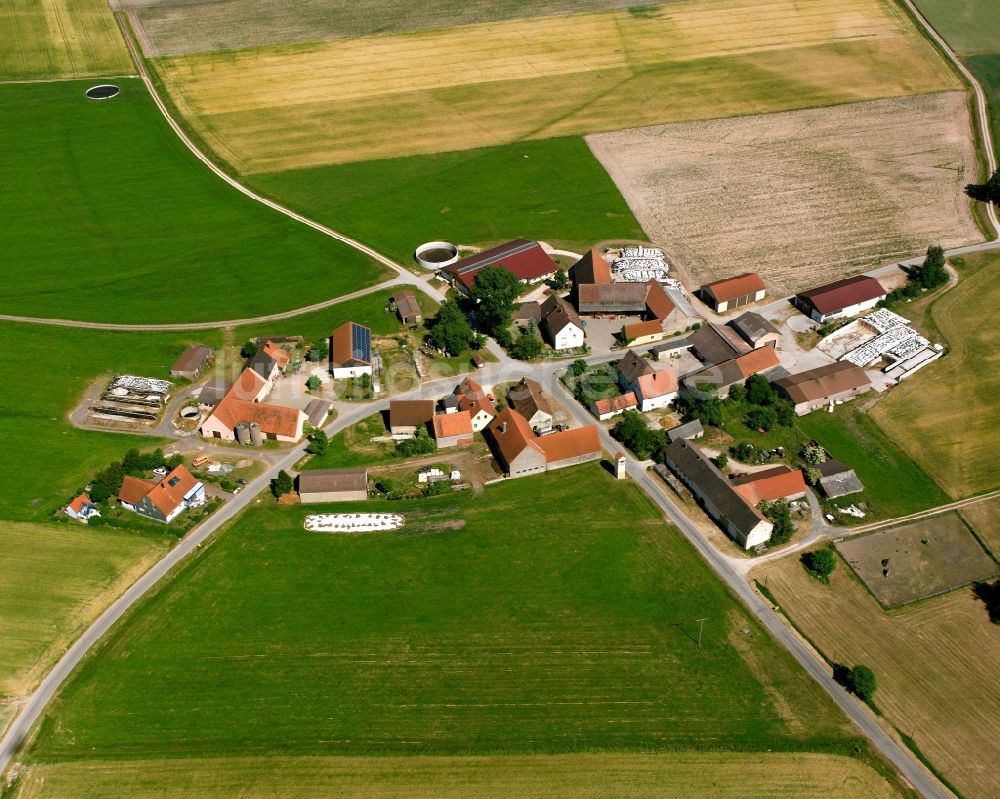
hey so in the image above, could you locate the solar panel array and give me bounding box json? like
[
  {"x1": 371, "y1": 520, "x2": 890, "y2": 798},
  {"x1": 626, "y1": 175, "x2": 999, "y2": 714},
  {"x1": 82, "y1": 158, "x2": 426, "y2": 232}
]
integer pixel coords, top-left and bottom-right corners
[{"x1": 351, "y1": 323, "x2": 372, "y2": 363}]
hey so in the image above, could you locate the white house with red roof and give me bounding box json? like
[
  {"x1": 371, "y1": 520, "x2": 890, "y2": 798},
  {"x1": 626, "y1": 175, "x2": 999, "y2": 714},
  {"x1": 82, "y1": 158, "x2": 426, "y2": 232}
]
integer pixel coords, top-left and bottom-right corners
[
  {"x1": 65, "y1": 493, "x2": 101, "y2": 523},
  {"x1": 117, "y1": 465, "x2": 205, "y2": 524}
]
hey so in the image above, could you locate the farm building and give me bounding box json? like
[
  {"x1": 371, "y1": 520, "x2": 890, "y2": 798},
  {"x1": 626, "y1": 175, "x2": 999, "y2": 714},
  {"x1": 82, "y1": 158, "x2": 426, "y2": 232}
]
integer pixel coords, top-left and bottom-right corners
[
  {"x1": 391, "y1": 290, "x2": 422, "y2": 325},
  {"x1": 773, "y1": 362, "x2": 872, "y2": 415},
  {"x1": 575, "y1": 280, "x2": 685, "y2": 331},
  {"x1": 197, "y1": 379, "x2": 229, "y2": 409},
  {"x1": 616, "y1": 350, "x2": 678, "y2": 411},
  {"x1": 540, "y1": 295, "x2": 584, "y2": 350},
  {"x1": 794, "y1": 275, "x2": 886, "y2": 323},
  {"x1": 170, "y1": 345, "x2": 213, "y2": 380},
  {"x1": 622, "y1": 318, "x2": 668, "y2": 345},
  {"x1": 298, "y1": 468, "x2": 368, "y2": 503},
  {"x1": 388, "y1": 399, "x2": 435, "y2": 438},
  {"x1": 689, "y1": 323, "x2": 752, "y2": 365},
  {"x1": 247, "y1": 350, "x2": 281, "y2": 383},
  {"x1": 200, "y1": 364, "x2": 307, "y2": 443},
  {"x1": 507, "y1": 378, "x2": 553, "y2": 433},
  {"x1": 666, "y1": 419, "x2": 704, "y2": 442},
  {"x1": 329, "y1": 322, "x2": 373, "y2": 379},
  {"x1": 699, "y1": 273, "x2": 766, "y2": 312},
  {"x1": 591, "y1": 391, "x2": 638, "y2": 421},
  {"x1": 65, "y1": 493, "x2": 101, "y2": 523},
  {"x1": 117, "y1": 464, "x2": 205, "y2": 524},
  {"x1": 681, "y1": 347, "x2": 782, "y2": 399},
  {"x1": 730, "y1": 312, "x2": 780, "y2": 349},
  {"x1": 487, "y1": 409, "x2": 600, "y2": 478},
  {"x1": 260, "y1": 340, "x2": 291, "y2": 372},
  {"x1": 454, "y1": 377, "x2": 496, "y2": 431},
  {"x1": 513, "y1": 301, "x2": 542, "y2": 323},
  {"x1": 730, "y1": 466, "x2": 807, "y2": 503},
  {"x1": 665, "y1": 439, "x2": 773, "y2": 550},
  {"x1": 304, "y1": 399, "x2": 333, "y2": 428},
  {"x1": 441, "y1": 239, "x2": 555, "y2": 293},
  {"x1": 433, "y1": 410, "x2": 474, "y2": 448},
  {"x1": 569, "y1": 247, "x2": 612, "y2": 289},
  {"x1": 815, "y1": 459, "x2": 865, "y2": 498}
]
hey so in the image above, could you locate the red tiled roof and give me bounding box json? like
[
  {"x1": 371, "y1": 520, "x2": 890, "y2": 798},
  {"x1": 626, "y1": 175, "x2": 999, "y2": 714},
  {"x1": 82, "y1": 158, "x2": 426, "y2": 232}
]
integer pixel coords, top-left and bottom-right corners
[
  {"x1": 433, "y1": 410, "x2": 474, "y2": 439},
  {"x1": 571, "y1": 248, "x2": 612, "y2": 285},
  {"x1": 732, "y1": 346, "x2": 781, "y2": 377},
  {"x1": 458, "y1": 393, "x2": 496, "y2": 419},
  {"x1": 444, "y1": 240, "x2": 556, "y2": 290},
  {"x1": 488, "y1": 408, "x2": 543, "y2": 465},
  {"x1": 537, "y1": 425, "x2": 601, "y2": 463},
  {"x1": 636, "y1": 369, "x2": 678, "y2": 399},
  {"x1": 796, "y1": 276, "x2": 886, "y2": 315},
  {"x1": 623, "y1": 319, "x2": 664, "y2": 340},
  {"x1": 643, "y1": 280, "x2": 677, "y2": 320},
  {"x1": 143, "y1": 465, "x2": 200, "y2": 517},
  {"x1": 701, "y1": 273, "x2": 766, "y2": 303},
  {"x1": 229, "y1": 368, "x2": 267, "y2": 402},
  {"x1": 68, "y1": 493, "x2": 92, "y2": 514},
  {"x1": 261, "y1": 340, "x2": 290, "y2": 369},
  {"x1": 732, "y1": 466, "x2": 807, "y2": 503},
  {"x1": 118, "y1": 475, "x2": 156, "y2": 506},
  {"x1": 593, "y1": 392, "x2": 638, "y2": 415}
]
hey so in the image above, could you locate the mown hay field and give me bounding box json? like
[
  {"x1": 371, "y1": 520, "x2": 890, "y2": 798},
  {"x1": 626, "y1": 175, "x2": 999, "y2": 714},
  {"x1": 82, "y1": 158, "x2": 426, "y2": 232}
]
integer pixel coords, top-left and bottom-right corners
[
  {"x1": 870, "y1": 252, "x2": 1000, "y2": 499},
  {"x1": 10, "y1": 751, "x2": 904, "y2": 799},
  {"x1": 148, "y1": 0, "x2": 958, "y2": 173},
  {"x1": 758, "y1": 555, "x2": 1000, "y2": 799},
  {"x1": 911, "y1": 0, "x2": 1000, "y2": 55},
  {"x1": 0, "y1": 522, "x2": 167, "y2": 711},
  {"x1": 30, "y1": 467, "x2": 858, "y2": 760},
  {"x1": 836, "y1": 513, "x2": 997, "y2": 607},
  {"x1": 0, "y1": 0, "x2": 131, "y2": 80},
  {"x1": 588, "y1": 92, "x2": 981, "y2": 293},
  {"x1": 128, "y1": 0, "x2": 644, "y2": 57},
  {"x1": 960, "y1": 496, "x2": 1000, "y2": 557},
  {"x1": 0, "y1": 79, "x2": 388, "y2": 324}
]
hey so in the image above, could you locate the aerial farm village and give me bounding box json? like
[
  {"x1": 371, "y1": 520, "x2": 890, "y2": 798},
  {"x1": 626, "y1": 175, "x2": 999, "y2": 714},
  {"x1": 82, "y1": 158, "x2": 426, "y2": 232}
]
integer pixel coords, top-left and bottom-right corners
[{"x1": 4, "y1": 1, "x2": 1000, "y2": 799}]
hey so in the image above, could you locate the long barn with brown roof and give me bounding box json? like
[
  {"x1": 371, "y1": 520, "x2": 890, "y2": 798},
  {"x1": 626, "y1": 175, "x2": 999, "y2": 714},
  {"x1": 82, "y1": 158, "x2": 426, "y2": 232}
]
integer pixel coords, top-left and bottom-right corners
[{"x1": 699, "y1": 273, "x2": 766, "y2": 313}]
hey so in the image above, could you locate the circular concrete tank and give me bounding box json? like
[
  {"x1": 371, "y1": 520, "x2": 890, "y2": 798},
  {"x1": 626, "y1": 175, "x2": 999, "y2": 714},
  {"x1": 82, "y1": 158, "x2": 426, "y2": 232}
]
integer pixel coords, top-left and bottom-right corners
[{"x1": 414, "y1": 241, "x2": 459, "y2": 270}]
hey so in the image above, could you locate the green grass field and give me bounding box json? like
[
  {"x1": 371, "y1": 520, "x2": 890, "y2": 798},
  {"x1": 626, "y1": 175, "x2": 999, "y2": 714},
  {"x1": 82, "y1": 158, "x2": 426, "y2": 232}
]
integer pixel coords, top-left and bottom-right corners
[
  {"x1": 0, "y1": 0, "x2": 132, "y2": 80},
  {"x1": 9, "y1": 752, "x2": 905, "y2": 799},
  {"x1": 964, "y1": 54, "x2": 1000, "y2": 159},
  {"x1": 912, "y1": 0, "x2": 1000, "y2": 55},
  {"x1": 798, "y1": 406, "x2": 950, "y2": 518},
  {"x1": 870, "y1": 253, "x2": 1000, "y2": 498},
  {"x1": 31, "y1": 467, "x2": 856, "y2": 760},
  {"x1": 1, "y1": 522, "x2": 168, "y2": 703},
  {"x1": 250, "y1": 138, "x2": 646, "y2": 264},
  {"x1": 0, "y1": 79, "x2": 388, "y2": 324}
]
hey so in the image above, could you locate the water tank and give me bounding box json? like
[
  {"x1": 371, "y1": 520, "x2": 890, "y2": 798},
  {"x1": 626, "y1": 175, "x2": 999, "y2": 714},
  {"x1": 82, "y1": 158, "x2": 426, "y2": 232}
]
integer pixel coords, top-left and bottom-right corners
[
  {"x1": 235, "y1": 421, "x2": 252, "y2": 445},
  {"x1": 249, "y1": 422, "x2": 264, "y2": 447}
]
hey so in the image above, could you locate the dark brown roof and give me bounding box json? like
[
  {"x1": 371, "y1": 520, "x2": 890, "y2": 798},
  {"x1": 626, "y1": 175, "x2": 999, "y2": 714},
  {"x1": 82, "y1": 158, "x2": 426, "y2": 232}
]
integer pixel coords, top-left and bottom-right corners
[
  {"x1": 773, "y1": 362, "x2": 871, "y2": 404},
  {"x1": 299, "y1": 468, "x2": 368, "y2": 494},
  {"x1": 507, "y1": 378, "x2": 551, "y2": 419},
  {"x1": 171, "y1": 345, "x2": 213, "y2": 374},
  {"x1": 689, "y1": 323, "x2": 752, "y2": 365},
  {"x1": 577, "y1": 281, "x2": 647, "y2": 312},
  {"x1": 541, "y1": 294, "x2": 583, "y2": 335},
  {"x1": 617, "y1": 349, "x2": 653, "y2": 384},
  {"x1": 796, "y1": 275, "x2": 886, "y2": 315},
  {"x1": 513, "y1": 301, "x2": 542, "y2": 322},
  {"x1": 666, "y1": 439, "x2": 768, "y2": 539},
  {"x1": 389, "y1": 399, "x2": 435, "y2": 428},
  {"x1": 392, "y1": 290, "x2": 422, "y2": 320},
  {"x1": 701, "y1": 272, "x2": 766, "y2": 303}
]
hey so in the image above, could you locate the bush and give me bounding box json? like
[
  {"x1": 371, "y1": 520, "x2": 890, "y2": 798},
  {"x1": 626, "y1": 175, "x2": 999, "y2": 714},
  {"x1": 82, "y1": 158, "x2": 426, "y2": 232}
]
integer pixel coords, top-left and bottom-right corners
[
  {"x1": 802, "y1": 545, "x2": 837, "y2": 581},
  {"x1": 712, "y1": 453, "x2": 728, "y2": 470},
  {"x1": 306, "y1": 375, "x2": 322, "y2": 391},
  {"x1": 509, "y1": 331, "x2": 542, "y2": 360},
  {"x1": 805, "y1": 467, "x2": 822, "y2": 486},
  {"x1": 569, "y1": 359, "x2": 588, "y2": 377},
  {"x1": 396, "y1": 426, "x2": 436, "y2": 457},
  {"x1": 271, "y1": 469, "x2": 293, "y2": 498},
  {"x1": 758, "y1": 499, "x2": 794, "y2": 545},
  {"x1": 745, "y1": 406, "x2": 778, "y2": 432},
  {"x1": 801, "y1": 444, "x2": 827, "y2": 465},
  {"x1": 423, "y1": 480, "x2": 452, "y2": 497},
  {"x1": 306, "y1": 430, "x2": 328, "y2": 456},
  {"x1": 220, "y1": 479, "x2": 237, "y2": 493},
  {"x1": 240, "y1": 341, "x2": 258, "y2": 358},
  {"x1": 847, "y1": 665, "x2": 877, "y2": 702},
  {"x1": 727, "y1": 384, "x2": 747, "y2": 403}
]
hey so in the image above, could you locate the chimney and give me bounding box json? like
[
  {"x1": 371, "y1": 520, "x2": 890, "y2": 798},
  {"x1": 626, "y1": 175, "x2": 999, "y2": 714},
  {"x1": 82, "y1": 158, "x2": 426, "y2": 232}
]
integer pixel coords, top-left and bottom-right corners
[{"x1": 500, "y1": 422, "x2": 507, "y2": 434}]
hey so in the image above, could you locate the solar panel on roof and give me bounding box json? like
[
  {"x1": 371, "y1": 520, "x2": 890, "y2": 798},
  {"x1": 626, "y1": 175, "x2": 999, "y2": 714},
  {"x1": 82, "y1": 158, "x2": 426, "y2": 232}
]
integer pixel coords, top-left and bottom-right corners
[{"x1": 351, "y1": 323, "x2": 371, "y2": 362}]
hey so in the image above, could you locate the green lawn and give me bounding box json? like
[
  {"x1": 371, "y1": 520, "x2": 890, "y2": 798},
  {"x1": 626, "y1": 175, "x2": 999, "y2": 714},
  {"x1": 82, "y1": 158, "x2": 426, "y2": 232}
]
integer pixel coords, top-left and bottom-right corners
[
  {"x1": 964, "y1": 54, "x2": 1000, "y2": 159},
  {"x1": 303, "y1": 412, "x2": 395, "y2": 469},
  {"x1": 250, "y1": 137, "x2": 647, "y2": 265},
  {"x1": 798, "y1": 406, "x2": 949, "y2": 518},
  {"x1": 32, "y1": 467, "x2": 855, "y2": 760},
  {"x1": 911, "y1": 0, "x2": 1000, "y2": 55},
  {"x1": 0, "y1": 79, "x2": 388, "y2": 324}
]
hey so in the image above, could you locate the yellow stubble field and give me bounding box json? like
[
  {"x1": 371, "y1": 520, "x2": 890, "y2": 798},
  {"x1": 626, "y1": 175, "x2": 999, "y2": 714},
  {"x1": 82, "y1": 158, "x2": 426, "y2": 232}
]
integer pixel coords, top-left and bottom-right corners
[
  {"x1": 756, "y1": 555, "x2": 1000, "y2": 799},
  {"x1": 147, "y1": 0, "x2": 959, "y2": 173}
]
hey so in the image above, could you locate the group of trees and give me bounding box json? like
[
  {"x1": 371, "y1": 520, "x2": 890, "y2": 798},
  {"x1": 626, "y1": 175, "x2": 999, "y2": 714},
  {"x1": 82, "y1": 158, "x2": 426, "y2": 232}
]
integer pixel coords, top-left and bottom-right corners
[
  {"x1": 426, "y1": 299, "x2": 475, "y2": 355},
  {"x1": 396, "y1": 425, "x2": 436, "y2": 457},
  {"x1": 611, "y1": 410, "x2": 669, "y2": 462},
  {"x1": 802, "y1": 544, "x2": 837, "y2": 582},
  {"x1": 675, "y1": 383, "x2": 723, "y2": 427},
  {"x1": 883, "y1": 245, "x2": 949, "y2": 304},
  {"x1": 758, "y1": 499, "x2": 795, "y2": 545},
  {"x1": 306, "y1": 430, "x2": 328, "y2": 456},
  {"x1": 731, "y1": 375, "x2": 795, "y2": 432},
  {"x1": 89, "y1": 448, "x2": 183, "y2": 503},
  {"x1": 509, "y1": 323, "x2": 543, "y2": 360}
]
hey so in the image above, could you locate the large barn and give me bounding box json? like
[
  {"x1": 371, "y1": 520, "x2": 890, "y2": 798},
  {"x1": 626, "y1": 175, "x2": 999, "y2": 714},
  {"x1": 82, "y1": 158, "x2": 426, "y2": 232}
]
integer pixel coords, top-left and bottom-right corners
[{"x1": 440, "y1": 239, "x2": 556, "y2": 293}]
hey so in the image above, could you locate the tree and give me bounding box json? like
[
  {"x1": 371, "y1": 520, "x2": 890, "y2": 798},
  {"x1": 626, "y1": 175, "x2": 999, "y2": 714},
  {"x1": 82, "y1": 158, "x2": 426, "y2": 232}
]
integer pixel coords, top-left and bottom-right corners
[
  {"x1": 745, "y1": 374, "x2": 776, "y2": 406},
  {"x1": 728, "y1": 383, "x2": 747, "y2": 403},
  {"x1": 677, "y1": 384, "x2": 723, "y2": 427},
  {"x1": 164, "y1": 453, "x2": 184, "y2": 470},
  {"x1": 732, "y1": 442, "x2": 758, "y2": 463},
  {"x1": 569, "y1": 359, "x2": 588, "y2": 377},
  {"x1": 802, "y1": 545, "x2": 837, "y2": 581},
  {"x1": 305, "y1": 344, "x2": 327, "y2": 362},
  {"x1": 306, "y1": 375, "x2": 322, "y2": 391},
  {"x1": 552, "y1": 268, "x2": 569, "y2": 291},
  {"x1": 759, "y1": 499, "x2": 794, "y2": 545},
  {"x1": 745, "y1": 405, "x2": 778, "y2": 431},
  {"x1": 123, "y1": 448, "x2": 143, "y2": 474},
  {"x1": 472, "y1": 265, "x2": 521, "y2": 335},
  {"x1": 241, "y1": 341, "x2": 258, "y2": 358},
  {"x1": 774, "y1": 399, "x2": 795, "y2": 427},
  {"x1": 801, "y1": 443, "x2": 827, "y2": 465},
  {"x1": 913, "y1": 245, "x2": 948, "y2": 290},
  {"x1": 965, "y1": 168, "x2": 1000, "y2": 205},
  {"x1": 805, "y1": 466, "x2": 822, "y2": 486},
  {"x1": 396, "y1": 425, "x2": 435, "y2": 457},
  {"x1": 425, "y1": 299, "x2": 473, "y2": 355},
  {"x1": 139, "y1": 448, "x2": 166, "y2": 470},
  {"x1": 847, "y1": 665, "x2": 877, "y2": 702},
  {"x1": 712, "y1": 453, "x2": 728, "y2": 470},
  {"x1": 271, "y1": 469, "x2": 293, "y2": 498},
  {"x1": 306, "y1": 429, "x2": 328, "y2": 456},
  {"x1": 509, "y1": 330, "x2": 542, "y2": 360},
  {"x1": 611, "y1": 410, "x2": 656, "y2": 459}
]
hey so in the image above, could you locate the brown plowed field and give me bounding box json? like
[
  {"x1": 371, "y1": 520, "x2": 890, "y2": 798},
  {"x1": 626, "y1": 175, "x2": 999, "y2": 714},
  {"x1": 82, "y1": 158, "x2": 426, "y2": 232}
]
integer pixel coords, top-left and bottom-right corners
[{"x1": 587, "y1": 92, "x2": 981, "y2": 293}]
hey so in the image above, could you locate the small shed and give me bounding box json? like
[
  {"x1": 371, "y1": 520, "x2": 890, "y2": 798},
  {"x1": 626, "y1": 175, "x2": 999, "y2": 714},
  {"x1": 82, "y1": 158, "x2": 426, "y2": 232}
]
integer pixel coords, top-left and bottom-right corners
[
  {"x1": 171, "y1": 345, "x2": 214, "y2": 380},
  {"x1": 392, "y1": 291, "x2": 422, "y2": 325},
  {"x1": 298, "y1": 468, "x2": 369, "y2": 503}
]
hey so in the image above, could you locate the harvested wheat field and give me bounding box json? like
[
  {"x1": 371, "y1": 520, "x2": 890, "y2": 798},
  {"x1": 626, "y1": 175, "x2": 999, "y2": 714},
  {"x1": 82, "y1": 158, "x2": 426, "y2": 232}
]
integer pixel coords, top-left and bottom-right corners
[
  {"x1": 588, "y1": 92, "x2": 981, "y2": 294},
  {"x1": 0, "y1": 0, "x2": 132, "y2": 80},
  {"x1": 10, "y1": 752, "x2": 905, "y2": 798},
  {"x1": 960, "y1": 496, "x2": 1000, "y2": 557},
  {"x1": 757, "y1": 555, "x2": 1000, "y2": 799},
  {"x1": 147, "y1": 0, "x2": 957, "y2": 172}
]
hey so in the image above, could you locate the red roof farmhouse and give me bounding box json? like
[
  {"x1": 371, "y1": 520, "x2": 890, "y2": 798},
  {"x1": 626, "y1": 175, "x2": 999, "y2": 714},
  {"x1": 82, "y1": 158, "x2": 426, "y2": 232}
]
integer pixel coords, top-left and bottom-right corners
[
  {"x1": 487, "y1": 409, "x2": 601, "y2": 478},
  {"x1": 329, "y1": 321, "x2": 373, "y2": 379},
  {"x1": 117, "y1": 464, "x2": 206, "y2": 524},
  {"x1": 794, "y1": 275, "x2": 886, "y2": 323},
  {"x1": 441, "y1": 239, "x2": 556, "y2": 292}
]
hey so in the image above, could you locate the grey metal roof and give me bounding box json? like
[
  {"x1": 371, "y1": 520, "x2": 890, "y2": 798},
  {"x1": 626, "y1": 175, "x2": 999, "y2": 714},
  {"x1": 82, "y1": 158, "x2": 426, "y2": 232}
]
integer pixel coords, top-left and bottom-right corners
[
  {"x1": 730, "y1": 312, "x2": 779, "y2": 344},
  {"x1": 666, "y1": 419, "x2": 704, "y2": 442},
  {"x1": 304, "y1": 399, "x2": 333, "y2": 427},
  {"x1": 247, "y1": 350, "x2": 278, "y2": 379}
]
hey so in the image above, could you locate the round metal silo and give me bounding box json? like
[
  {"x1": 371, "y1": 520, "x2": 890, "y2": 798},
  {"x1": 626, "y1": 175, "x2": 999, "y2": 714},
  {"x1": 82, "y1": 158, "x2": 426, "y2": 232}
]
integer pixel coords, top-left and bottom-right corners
[
  {"x1": 249, "y1": 422, "x2": 264, "y2": 447},
  {"x1": 235, "y1": 421, "x2": 252, "y2": 445}
]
